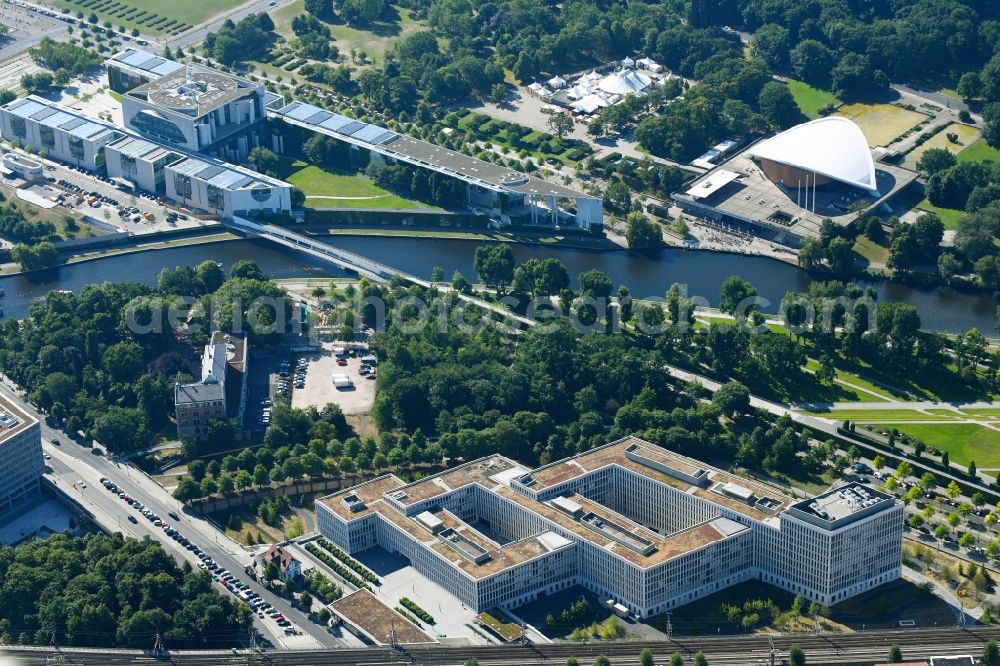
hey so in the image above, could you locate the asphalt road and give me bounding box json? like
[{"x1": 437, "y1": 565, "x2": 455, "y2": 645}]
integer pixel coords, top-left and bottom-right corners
[
  {"x1": 0, "y1": 377, "x2": 341, "y2": 651},
  {"x1": 165, "y1": 0, "x2": 295, "y2": 50}
]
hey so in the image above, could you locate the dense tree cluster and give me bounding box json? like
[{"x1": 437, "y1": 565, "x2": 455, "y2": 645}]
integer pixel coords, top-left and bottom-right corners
[
  {"x1": 364, "y1": 162, "x2": 468, "y2": 208},
  {"x1": 28, "y1": 37, "x2": 101, "y2": 75},
  {"x1": 0, "y1": 260, "x2": 288, "y2": 454},
  {"x1": 720, "y1": 0, "x2": 995, "y2": 99},
  {"x1": 0, "y1": 200, "x2": 59, "y2": 245},
  {"x1": 368, "y1": 258, "x2": 810, "y2": 476},
  {"x1": 204, "y1": 14, "x2": 274, "y2": 65},
  {"x1": 0, "y1": 533, "x2": 250, "y2": 648}
]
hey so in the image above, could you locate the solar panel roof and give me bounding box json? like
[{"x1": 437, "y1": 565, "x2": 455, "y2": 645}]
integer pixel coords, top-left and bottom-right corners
[
  {"x1": 208, "y1": 169, "x2": 245, "y2": 188},
  {"x1": 305, "y1": 110, "x2": 334, "y2": 124},
  {"x1": 58, "y1": 117, "x2": 87, "y2": 131},
  {"x1": 197, "y1": 165, "x2": 226, "y2": 180},
  {"x1": 70, "y1": 122, "x2": 109, "y2": 138},
  {"x1": 338, "y1": 121, "x2": 365, "y2": 136},
  {"x1": 41, "y1": 111, "x2": 76, "y2": 128},
  {"x1": 352, "y1": 125, "x2": 397, "y2": 145},
  {"x1": 29, "y1": 107, "x2": 58, "y2": 121},
  {"x1": 230, "y1": 175, "x2": 255, "y2": 189},
  {"x1": 319, "y1": 113, "x2": 354, "y2": 132},
  {"x1": 8, "y1": 99, "x2": 46, "y2": 118}
]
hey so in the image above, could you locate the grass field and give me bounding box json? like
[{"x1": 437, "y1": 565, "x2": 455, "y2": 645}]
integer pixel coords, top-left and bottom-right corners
[
  {"x1": 852, "y1": 235, "x2": 889, "y2": 267},
  {"x1": 53, "y1": 0, "x2": 234, "y2": 34},
  {"x1": 915, "y1": 197, "x2": 965, "y2": 230},
  {"x1": 270, "y1": 1, "x2": 428, "y2": 67},
  {"x1": 957, "y1": 138, "x2": 1000, "y2": 164},
  {"x1": 799, "y1": 408, "x2": 959, "y2": 420},
  {"x1": 875, "y1": 422, "x2": 1000, "y2": 467},
  {"x1": 903, "y1": 123, "x2": 981, "y2": 170},
  {"x1": 275, "y1": 159, "x2": 424, "y2": 209},
  {"x1": 787, "y1": 80, "x2": 839, "y2": 119},
  {"x1": 835, "y1": 103, "x2": 929, "y2": 148}
]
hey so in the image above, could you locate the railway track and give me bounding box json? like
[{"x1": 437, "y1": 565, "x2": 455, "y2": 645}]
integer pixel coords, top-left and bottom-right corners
[{"x1": 5, "y1": 626, "x2": 1000, "y2": 666}]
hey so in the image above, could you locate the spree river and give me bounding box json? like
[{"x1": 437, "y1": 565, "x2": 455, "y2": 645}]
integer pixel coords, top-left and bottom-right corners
[{"x1": 1, "y1": 236, "x2": 996, "y2": 334}]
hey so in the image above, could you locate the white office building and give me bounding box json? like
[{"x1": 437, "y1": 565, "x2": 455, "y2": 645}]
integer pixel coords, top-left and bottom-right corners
[
  {"x1": 105, "y1": 135, "x2": 290, "y2": 217},
  {"x1": 122, "y1": 65, "x2": 267, "y2": 155},
  {"x1": 0, "y1": 395, "x2": 43, "y2": 519},
  {"x1": 317, "y1": 437, "x2": 903, "y2": 617},
  {"x1": 106, "y1": 48, "x2": 185, "y2": 94},
  {"x1": 0, "y1": 96, "x2": 123, "y2": 170}
]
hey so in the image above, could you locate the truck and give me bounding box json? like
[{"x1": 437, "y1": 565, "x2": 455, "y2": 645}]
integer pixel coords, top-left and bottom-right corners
[{"x1": 333, "y1": 374, "x2": 352, "y2": 388}]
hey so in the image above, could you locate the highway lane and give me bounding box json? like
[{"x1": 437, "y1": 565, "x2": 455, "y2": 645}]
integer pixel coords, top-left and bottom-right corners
[{"x1": 0, "y1": 378, "x2": 340, "y2": 651}]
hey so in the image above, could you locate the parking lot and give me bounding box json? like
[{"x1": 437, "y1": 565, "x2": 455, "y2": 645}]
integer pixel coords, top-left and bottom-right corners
[{"x1": 291, "y1": 341, "x2": 376, "y2": 415}]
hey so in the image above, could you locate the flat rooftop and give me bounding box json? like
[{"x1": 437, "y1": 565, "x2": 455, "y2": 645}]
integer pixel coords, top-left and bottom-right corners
[
  {"x1": 107, "y1": 135, "x2": 178, "y2": 164},
  {"x1": 128, "y1": 67, "x2": 259, "y2": 117},
  {"x1": 788, "y1": 482, "x2": 895, "y2": 528},
  {"x1": 389, "y1": 456, "x2": 530, "y2": 508},
  {"x1": 272, "y1": 101, "x2": 595, "y2": 200},
  {"x1": 3, "y1": 96, "x2": 120, "y2": 142},
  {"x1": 168, "y1": 155, "x2": 288, "y2": 191},
  {"x1": 329, "y1": 590, "x2": 436, "y2": 645},
  {"x1": 0, "y1": 393, "x2": 36, "y2": 444},
  {"x1": 675, "y1": 142, "x2": 918, "y2": 239},
  {"x1": 318, "y1": 475, "x2": 405, "y2": 520},
  {"x1": 106, "y1": 48, "x2": 183, "y2": 78}
]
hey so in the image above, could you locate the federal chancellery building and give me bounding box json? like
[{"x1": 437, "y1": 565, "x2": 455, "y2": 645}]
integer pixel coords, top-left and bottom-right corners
[{"x1": 317, "y1": 436, "x2": 904, "y2": 618}]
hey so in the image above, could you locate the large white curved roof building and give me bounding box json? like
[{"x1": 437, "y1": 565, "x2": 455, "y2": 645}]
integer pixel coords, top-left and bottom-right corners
[{"x1": 749, "y1": 117, "x2": 877, "y2": 193}]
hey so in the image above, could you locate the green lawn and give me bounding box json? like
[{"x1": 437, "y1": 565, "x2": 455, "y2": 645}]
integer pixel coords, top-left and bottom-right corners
[
  {"x1": 852, "y1": 235, "x2": 889, "y2": 267},
  {"x1": 875, "y1": 422, "x2": 1000, "y2": 467},
  {"x1": 915, "y1": 198, "x2": 965, "y2": 230},
  {"x1": 902, "y1": 123, "x2": 981, "y2": 170},
  {"x1": 957, "y1": 138, "x2": 1000, "y2": 164},
  {"x1": 959, "y1": 408, "x2": 1000, "y2": 418},
  {"x1": 276, "y1": 159, "x2": 423, "y2": 209},
  {"x1": 787, "y1": 80, "x2": 840, "y2": 119},
  {"x1": 835, "y1": 103, "x2": 929, "y2": 148},
  {"x1": 54, "y1": 0, "x2": 237, "y2": 34},
  {"x1": 799, "y1": 408, "x2": 957, "y2": 420},
  {"x1": 270, "y1": 1, "x2": 428, "y2": 67}
]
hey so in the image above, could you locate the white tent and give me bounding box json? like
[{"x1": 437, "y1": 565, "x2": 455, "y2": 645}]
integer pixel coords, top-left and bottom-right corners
[
  {"x1": 537, "y1": 86, "x2": 553, "y2": 97},
  {"x1": 597, "y1": 69, "x2": 651, "y2": 96},
  {"x1": 622, "y1": 56, "x2": 636, "y2": 68},
  {"x1": 547, "y1": 75, "x2": 567, "y2": 89},
  {"x1": 637, "y1": 57, "x2": 664, "y2": 73},
  {"x1": 571, "y1": 94, "x2": 611, "y2": 114},
  {"x1": 527, "y1": 82, "x2": 543, "y2": 92},
  {"x1": 567, "y1": 84, "x2": 591, "y2": 100},
  {"x1": 584, "y1": 71, "x2": 602, "y2": 82}
]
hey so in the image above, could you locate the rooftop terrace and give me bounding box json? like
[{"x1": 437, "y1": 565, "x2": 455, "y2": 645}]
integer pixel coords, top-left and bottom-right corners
[
  {"x1": 0, "y1": 394, "x2": 35, "y2": 444},
  {"x1": 330, "y1": 590, "x2": 436, "y2": 645}
]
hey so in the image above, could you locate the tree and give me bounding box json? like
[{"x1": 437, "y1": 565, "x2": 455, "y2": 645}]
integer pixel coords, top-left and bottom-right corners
[
  {"x1": 985, "y1": 639, "x2": 1000, "y2": 666},
  {"x1": 693, "y1": 653, "x2": 707, "y2": 666},
  {"x1": 751, "y1": 24, "x2": 790, "y2": 70},
  {"x1": 11, "y1": 242, "x2": 58, "y2": 271},
  {"x1": 639, "y1": 648, "x2": 654, "y2": 666},
  {"x1": 947, "y1": 480, "x2": 962, "y2": 500},
  {"x1": 935, "y1": 524, "x2": 949, "y2": 540},
  {"x1": 547, "y1": 113, "x2": 574, "y2": 139},
  {"x1": 713, "y1": 380, "x2": 750, "y2": 417},
  {"x1": 788, "y1": 645, "x2": 806, "y2": 666},
  {"x1": 985, "y1": 103, "x2": 1000, "y2": 149},
  {"x1": 624, "y1": 212, "x2": 662, "y2": 249},
  {"x1": 887, "y1": 645, "x2": 902, "y2": 663},
  {"x1": 247, "y1": 147, "x2": 279, "y2": 176},
  {"x1": 758, "y1": 81, "x2": 802, "y2": 128},
  {"x1": 790, "y1": 40, "x2": 835, "y2": 86},
  {"x1": 298, "y1": 591, "x2": 313, "y2": 611},
  {"x1": 578, "y1": 270, "x2": 613, "y2": 300},
  {"x1": 916, "y1": 148, "x2": 957, "y2": 176},
  {"x1": 594, "y1": 657, "x2": 610, "y2": 666},
  {"x1": 669, "y1": 655, "x2": 683, "y2": 666},
  {"x1": 473, "y1": 244, "x2": 515, "y2": 292},
  {"x1": 341, "y1": 0, "x2": 384, "y2": 25},
  {"x1": 304, "y1": 0, "x2": 332, "y2": 17},
  {"x1": 719, "y1": 276, "x2": 757, "y2": 317},
  {"x1": 831, "y1": 53, "x2": 888, "y2": 99}
]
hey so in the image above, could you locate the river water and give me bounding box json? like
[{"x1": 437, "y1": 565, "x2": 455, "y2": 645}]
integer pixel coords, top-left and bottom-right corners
[{"x1": 1, "y1": 236, "x2": 996, "y2": 334}]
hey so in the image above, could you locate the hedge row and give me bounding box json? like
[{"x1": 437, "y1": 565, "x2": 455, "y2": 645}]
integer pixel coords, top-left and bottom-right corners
[
  {"x1": 304, "y1": 542, "x2": 370, "y2": 590},
  {"x1": 314, "y1": 538, "x2": 380, "y2": 584},
  {"x1": 395, "y1": 607, "x2": 423, "y2": 628},
  {"x1": 400, "y1": 597, "x2": 434, "y2": 624}
]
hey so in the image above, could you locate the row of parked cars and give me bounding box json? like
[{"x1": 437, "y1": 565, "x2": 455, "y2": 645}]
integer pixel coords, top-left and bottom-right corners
[{"x1": 99, "y1": 477, "x2": 300, "y2": 636}]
